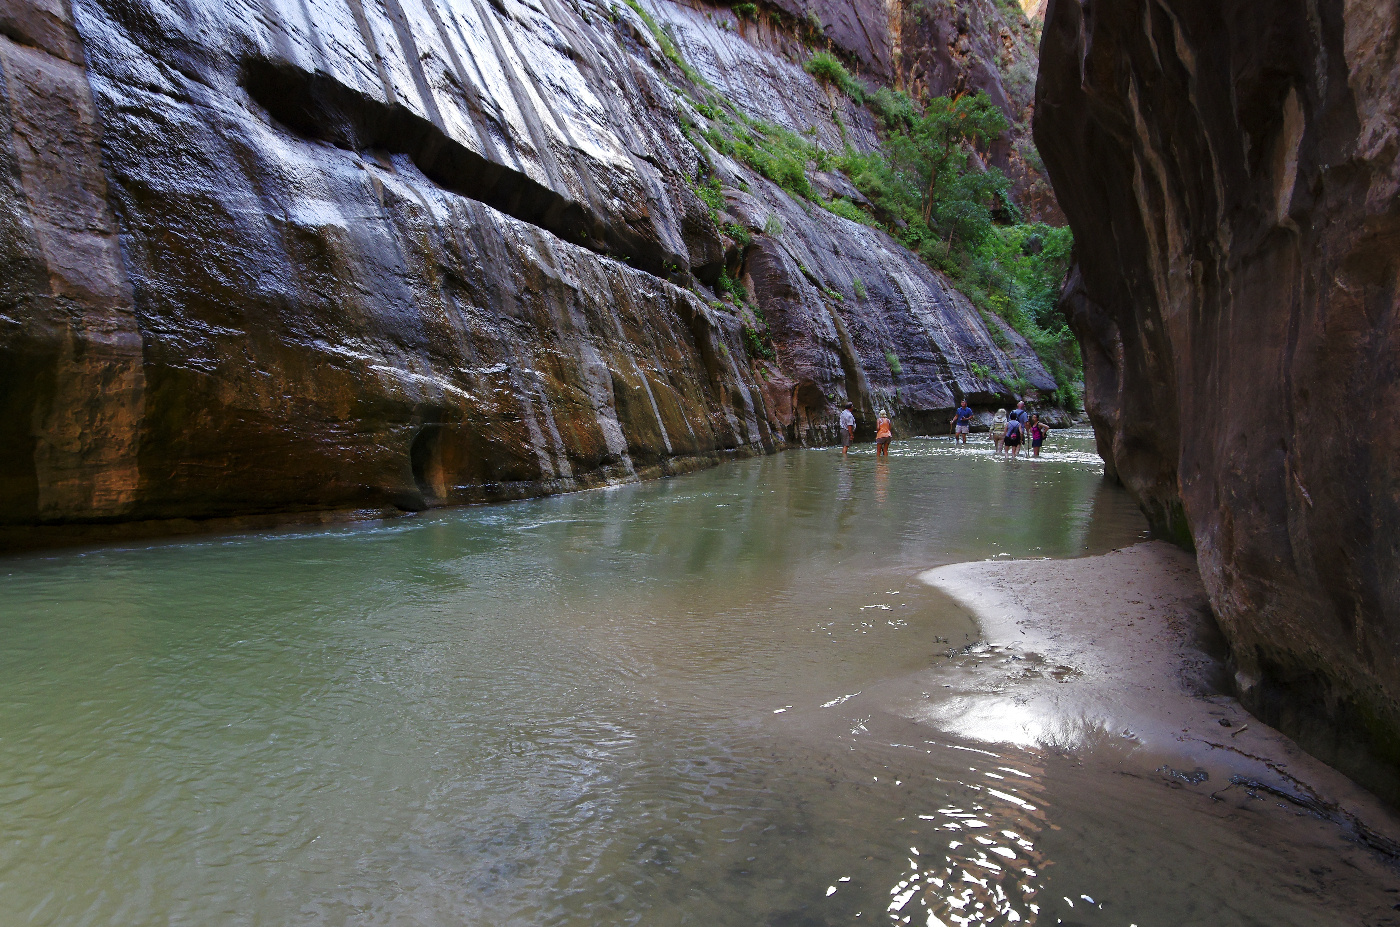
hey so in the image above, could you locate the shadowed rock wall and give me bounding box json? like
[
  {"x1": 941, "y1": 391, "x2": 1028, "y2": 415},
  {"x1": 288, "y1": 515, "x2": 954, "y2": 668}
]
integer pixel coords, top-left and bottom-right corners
[
  {"x1": 0, "y1": 0, "x2": 1056, "y2": 546},
  {"x1": 1036, "y1": 0, "x2": 1400, "y2": 802}
]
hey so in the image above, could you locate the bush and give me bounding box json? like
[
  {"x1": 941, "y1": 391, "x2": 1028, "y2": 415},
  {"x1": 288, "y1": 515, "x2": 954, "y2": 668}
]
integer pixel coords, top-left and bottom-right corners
[
  {"x1": 724, "y1": 222, "x2": 752, "y2": 247},
  {"x1": 763, "y1": 213, "x2": 784, "y2": 236},
  {"x1": 743, "y1": 324, "x2": 775, "y2": 360},
  {"x1": 821, "y1": 197, "x2": 872, "y2": 225},
  {"x1": 694, "y1": 175, "x2": 725, "y2": 215},
  {"x1": 804, "y1": 52, "x2": 865, "y2": 103},
  {"x1": 867, "y1": 87, "x2": 915, "y2": 130},
  {"x1": 716, "y1": 268, "x2": 747, "y2": 303},
  {"x1": 852, "y1": 276, "x2": 867, "y2": 299},
  {"x1": 733, "y1": 1, "x2": 757, "y2": 19},
  {"x1": 705, "y1": 117, "x2": 819, "y2": 201}
]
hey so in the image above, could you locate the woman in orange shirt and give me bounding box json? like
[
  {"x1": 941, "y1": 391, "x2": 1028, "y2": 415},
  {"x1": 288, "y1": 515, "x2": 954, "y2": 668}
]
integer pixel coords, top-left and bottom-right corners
[{"x1": 875, "y1": 410, "x2": 893, "y2": 457}]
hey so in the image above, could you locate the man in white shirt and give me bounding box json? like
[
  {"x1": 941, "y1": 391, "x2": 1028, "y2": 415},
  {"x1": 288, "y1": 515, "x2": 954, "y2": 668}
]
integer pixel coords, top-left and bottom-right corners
[{"x1": 839, "y1": 402, "x2": 856, "y2": 455}]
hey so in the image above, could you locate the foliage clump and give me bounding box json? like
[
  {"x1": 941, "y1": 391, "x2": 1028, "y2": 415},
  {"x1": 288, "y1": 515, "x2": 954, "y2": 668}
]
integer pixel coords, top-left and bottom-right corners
[
  {"x1": 804, "y1": 52, "x2": 865, "y2": 104},
  {"x1": 820, "y1": 197, "x2": 873, "y2": 226},
  {"x1": 724, "y1": 222, "x2": 753, "y2": 247},
  {"x1": 694, "y1": 175, "x2": 725, "y2": 216},
  {"x1": 716, "y1": 268, "x2": 748, "y2": 303},
  {"x1": 867, "y1": 88, "x2": 916, "y2": 130},
  {"x1": 700, "y1": 117, "x2": 819, "y2": 201},
  {"x1": 733, "y1": 2, "x2": 758, "y2": 19},
  {"x1": 741, "y1": 303, "x2": 776, "y2": 359}
]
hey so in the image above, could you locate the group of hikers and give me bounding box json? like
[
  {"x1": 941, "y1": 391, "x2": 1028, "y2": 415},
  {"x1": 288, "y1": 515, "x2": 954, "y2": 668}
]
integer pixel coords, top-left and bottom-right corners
[
  {"x1": 955, "y1": 399, "x2": 1046, "y2": 457},
  {"x1": 838, "y1": 399, "x2": 1048, "y2": 458}
]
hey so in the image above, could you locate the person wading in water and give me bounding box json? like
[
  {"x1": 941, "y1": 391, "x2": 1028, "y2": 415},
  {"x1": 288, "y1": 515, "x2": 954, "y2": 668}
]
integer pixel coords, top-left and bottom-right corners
[
  {"x1": 1030, "y1": 415, "x2": 1046, "y2": 458},
  {"x1": 952, "y1": 400, "x2": 973, "y2": 444},
  {"x1": 1004, "y1": 414, "x2": 1024, "y2": 458},
  {"x1": 991, "y1": 408, "x2": 1008, "y2": 455},
  {"x1": 1012, "y1": 401, "x2": 1030, "y2": 435},
  {"x1": 875, "y1": 410, "x2": 893, "y2": 457},
  {"x1": 839, "y1": 402, "x2": 856, "y2": 456}
]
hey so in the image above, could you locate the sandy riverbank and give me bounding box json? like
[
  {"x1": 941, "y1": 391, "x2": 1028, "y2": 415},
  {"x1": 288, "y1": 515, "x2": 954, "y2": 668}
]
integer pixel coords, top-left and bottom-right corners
[{"x1": 911, "y1": 542, "x2": 1400, "y2": 887}]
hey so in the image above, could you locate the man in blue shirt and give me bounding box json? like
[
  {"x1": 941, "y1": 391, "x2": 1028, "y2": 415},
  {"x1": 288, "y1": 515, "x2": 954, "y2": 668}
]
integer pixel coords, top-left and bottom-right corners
[{"x1": 953, "y1": 399, "x2": 974, "y2": 444}]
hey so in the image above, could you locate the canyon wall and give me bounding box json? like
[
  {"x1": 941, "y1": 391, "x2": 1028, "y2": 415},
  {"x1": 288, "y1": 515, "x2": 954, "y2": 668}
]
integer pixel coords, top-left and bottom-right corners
[
  {"x1": 1036, "y1": 0, "x2": 1400, "y2": 802},
  {"x1": 0, "y1": 0, "x2": 1053, "y2": 546}
]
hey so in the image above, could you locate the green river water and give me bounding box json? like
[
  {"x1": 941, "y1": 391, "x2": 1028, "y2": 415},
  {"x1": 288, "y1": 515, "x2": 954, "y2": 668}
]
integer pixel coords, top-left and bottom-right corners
[{"x1": 0, "y1": 432, "x2": 1392, "y2": 926}]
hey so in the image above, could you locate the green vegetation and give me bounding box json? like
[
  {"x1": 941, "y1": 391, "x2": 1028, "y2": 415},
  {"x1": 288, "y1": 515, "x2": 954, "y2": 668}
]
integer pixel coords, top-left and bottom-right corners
[
  {"x1": 699, "y1": 116, "x2": 822, "y2": 201},
  {"x1": 716, "y1": 268, "x2": 747, "y2": 303},
  {"x1": 733, "y1": 2, "x2": 757, "y2": 19},
  {"x1": 851, "y1": 276, "x2": 867, "y2": 299},
  {"x1": 803, "y1": 52, "x2": 865, "y2": 103},
  {"x1": 743, "y1": 324, "x2": 775, "y2": 359},
  {"x1": 694, "y1": 174, "x2": 725, "y2": 216},
  {"x1": 867, "y1": 87, "x2": 916, "y2": 131},
  {"x1": 724, "y1": 222, "x2": 752, "y2": 247},
  {"x1": 820, "y1": 197, "x2": 873, "y2": 226},
  {"x1": 741, "y1": 303, "x2": 776, "y2": 359},
  {"x1": 839, "y1": 93, "x2": 1010, "y2": 252},
  {"x1": 763, "y1": 213, "x2": 784, "y2": 237},
  {"x1": 969, "y1": 361, "x2": 991, "y2": 380}
]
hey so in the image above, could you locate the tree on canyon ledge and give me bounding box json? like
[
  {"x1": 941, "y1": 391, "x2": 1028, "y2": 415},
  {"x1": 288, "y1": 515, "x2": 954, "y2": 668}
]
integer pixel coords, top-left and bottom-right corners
[{"x1": 889, "y1": 93, "x2": 1010, "y2": 253}]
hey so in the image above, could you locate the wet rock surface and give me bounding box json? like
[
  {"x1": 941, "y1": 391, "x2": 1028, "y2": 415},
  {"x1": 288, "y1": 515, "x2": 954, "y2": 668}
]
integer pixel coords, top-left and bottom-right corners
[
  {"x1": 1036, "y1": 0, "x2": 1400, "y2": 803},
  {"x1": 0, "y1": 0, "x2": 1055, "y2": 546}
]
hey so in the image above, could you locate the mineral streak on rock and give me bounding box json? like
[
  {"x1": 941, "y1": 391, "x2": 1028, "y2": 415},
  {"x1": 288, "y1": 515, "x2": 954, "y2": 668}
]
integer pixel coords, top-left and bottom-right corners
[
  {"x1": 1036, "y1": 0, "x2": 1400, "y2": 803},
  {"x1": 0, "y1": 0, "x2": 1053, "y2": 548}
]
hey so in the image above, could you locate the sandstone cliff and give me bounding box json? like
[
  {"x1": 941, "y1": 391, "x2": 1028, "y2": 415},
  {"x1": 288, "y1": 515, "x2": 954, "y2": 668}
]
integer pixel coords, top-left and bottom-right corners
[
  {"x1": 1036, "y1": 0, "x2": 1400, "y2": 802},
  {"x1": 0, "y1": 0, "x2": 1054, "y2": 546}
]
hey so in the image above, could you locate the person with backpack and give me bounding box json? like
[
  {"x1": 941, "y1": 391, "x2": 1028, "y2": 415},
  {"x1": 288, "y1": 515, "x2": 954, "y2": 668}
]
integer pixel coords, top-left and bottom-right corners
[
  {"x1": 990, "y1": 408, "x2": 1008, "y2": 455},
  {"x1": 1013, "y1": 400, "x2": 1031, "y2": 432},
  {"x1": 1004, "y1": 414, "x2": 1024, "y2": 458},
  {"x1": 1030, "y1": 415, "x2": 1046, "y2": 457}
]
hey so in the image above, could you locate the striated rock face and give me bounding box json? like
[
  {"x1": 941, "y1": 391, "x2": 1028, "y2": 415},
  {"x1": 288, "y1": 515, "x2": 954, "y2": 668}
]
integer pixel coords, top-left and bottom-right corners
[
  {"x1": 0, "y1": 0, "x2": 1053, "y2": 545},
  {"x1": 1036, "y1": 0, "x2": 1400, "y2": 802}
]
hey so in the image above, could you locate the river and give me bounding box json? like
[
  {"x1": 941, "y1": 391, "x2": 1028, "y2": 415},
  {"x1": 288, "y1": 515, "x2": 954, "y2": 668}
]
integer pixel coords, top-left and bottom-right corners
[{"x1": 0, "y1": 432, "x2": 1388, "y2": 925}]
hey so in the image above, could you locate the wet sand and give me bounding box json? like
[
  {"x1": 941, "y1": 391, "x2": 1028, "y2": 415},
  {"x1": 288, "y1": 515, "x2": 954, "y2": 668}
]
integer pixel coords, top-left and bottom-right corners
[{"x1": 910, "y1": 542, "x2": 1400, "y2": 923}]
